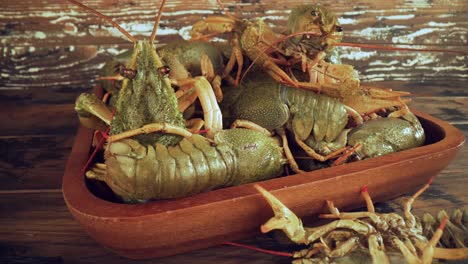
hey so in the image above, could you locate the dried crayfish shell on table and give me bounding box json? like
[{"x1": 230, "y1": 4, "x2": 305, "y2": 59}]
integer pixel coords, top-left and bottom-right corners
[
  {"x1": 422, "y1": 208, "x2": 468, "y2": 251},
  {"x1": 255, "y1": 181, "x2": 468, "y2": 264},
  {"x1": 70, "y1": 0, "x2": 287, "y2": 202}
]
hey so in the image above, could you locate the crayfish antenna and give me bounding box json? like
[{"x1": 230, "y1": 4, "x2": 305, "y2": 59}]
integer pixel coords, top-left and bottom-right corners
[
  {"x1": 150, "y1": 0, "x2": 167, "y2": 44},
  {"x1": 66, "y1": 0, "x2": 137, "y2": 43},
  {"x1": 421, "y1": 216, "x2": 448, "y2": 264}
]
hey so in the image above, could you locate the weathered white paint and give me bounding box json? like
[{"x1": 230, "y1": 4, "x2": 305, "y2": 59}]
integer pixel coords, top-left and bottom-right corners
[
  {"x1": 376, "y1": 14, "x2": 415, "y2": 20},
  {"x1": 105, "y1": 47, "x2": 125, "y2": 55},
  {"x1": 64, "y1": 22, "x2": 79, "y2": 35},
  {"x1": 402, "y1": 54, "x2": 436, "y2": 67},
  {"x1": 342, "y1": 11, "x2": 366, "y2": 16},
  {"x1": 337, "y1": 18, "x2": 356, "y2": 25},
  {"x1": 369, "y1": 60, "x2": 400, "y2": 66},
  {"x1": 391, "y1": 28, "x2": 436, "y2": 43},
  {"x1": 357, "y1": 26, "x2": 409, "y2": 41},
  {"x1": 50, "y1": 15, "x2": 80, "y2": 24},
  {"x1": 339, "y1": 49, "x2": 377, "y2": 60},
  {"x1": 34, "y1": 32, "x2": 47, "y2": 39},
  {"x1": 179, "y1": 25, "x2": 193, "y2": 40},
  {"x1": 427, "y1": 21, "x2": 457, "y2": 27}
]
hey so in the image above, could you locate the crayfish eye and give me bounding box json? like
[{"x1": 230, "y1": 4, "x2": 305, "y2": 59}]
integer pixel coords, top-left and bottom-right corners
[
  {"x1": 158, "y1": 66, "x2": 171, "y2": 75},
  {"x1": 335, "y1": 26, "x2": 343, "y2": 32},
  {"x1": 310, "y1": 10, "x2": 318, "y2": 16}
]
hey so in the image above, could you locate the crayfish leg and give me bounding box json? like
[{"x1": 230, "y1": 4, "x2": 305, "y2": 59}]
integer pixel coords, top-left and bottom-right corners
[
  {"x1": 404, "y1": 177, "x2": 433, "y2": 228},
  {"x1": 186, "y1": 118, "x2": 204, "y2": 134},
  {"x1": 222, "y1": 37, "x2": 244, "y2": 86},
  {"x1": 85, "y1": 163, "x2": 107, "y2": 181},
  {"x1": 433, "y1": 247, "x2": 468, "y2": 260},
  {"x1": 263, "y1": 60, "x2": 299, "y2": 88},
  {"x1": 174, "y1": 76, "x2": 223, "y2": 136},
  {"x1": 276, "y1": 129, "x2": 304, "y2": 174},
  {"x1": 391, "y1": 237, "x2": 420, "y2": 264},
  {"x1": 368, "y1": 234, "x2": 390, "y2": 264},
  {"x1": 75, "y1": 93, "x2": 113, "y2": 131},
  {"x1": 361, "y1": 186, "x2": 375, "y2": 213},
  {"x1": 200, "y1": 54, "x2": 223, "y2": 102},
  {"x1": 108, "y1": 122, "x2": 193, "y2": 143},
  {"x1": 294, "y1": 134, "x2": 349, "y2": 162},
  {"x1": 230, "y1": 119, "x2": 272, "y2": 136},
  {"x1": 324, "y1": 236, "x2": 360, "y2": 258}
]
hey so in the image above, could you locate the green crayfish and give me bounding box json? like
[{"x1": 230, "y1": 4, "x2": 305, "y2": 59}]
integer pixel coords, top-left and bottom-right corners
[
  {"x1": 221, "y1": 73, "x2": 425, "y2": 170},
  {"x1": 70, "y1": 0, "x2": 286, "y2": 202}
]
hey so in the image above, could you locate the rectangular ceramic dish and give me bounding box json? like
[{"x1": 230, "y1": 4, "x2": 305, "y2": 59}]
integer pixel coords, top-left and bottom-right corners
[{"x1": 62, "y1": 108, "x2": 464, "y2": 259}]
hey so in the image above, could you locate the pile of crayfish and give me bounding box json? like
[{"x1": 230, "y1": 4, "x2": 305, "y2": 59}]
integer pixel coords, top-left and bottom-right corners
[
  {"x1": 251, "y1": 179, "x2": 468, "y2": 263},
  {"x1": 70, "y1": 0, "x2": 432, "y2": 203}
]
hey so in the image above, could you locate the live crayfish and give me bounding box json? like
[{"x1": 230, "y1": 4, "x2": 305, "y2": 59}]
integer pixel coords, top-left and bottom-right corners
[
  {"x1": 254, "y1": 181, "x2": 468, "y2": 263},
  {"x1": 69, "y1": 0, "x2": 288, "y2": 202},
  {"x1": 190, "y1": 2, "x2": 412, "y2": 116},
  {"x1": 98, "y1": 39, "x2": 228, "y2": 134},
  {"x1": 221, "y1": 72, "x2": 425, "y2": 170}
]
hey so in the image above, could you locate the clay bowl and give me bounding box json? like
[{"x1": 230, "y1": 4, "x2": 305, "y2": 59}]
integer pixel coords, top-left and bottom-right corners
[{"x1": 62, "y1": 110, "x2": 465, "y2": 259}]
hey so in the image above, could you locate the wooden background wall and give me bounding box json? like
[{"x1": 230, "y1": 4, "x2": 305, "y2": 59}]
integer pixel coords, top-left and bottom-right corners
[{"x1": 0, "y1": 0, "x2": 466, "y2": 263}]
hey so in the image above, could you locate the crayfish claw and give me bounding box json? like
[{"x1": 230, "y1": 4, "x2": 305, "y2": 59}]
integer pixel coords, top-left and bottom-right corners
[{"x1": 254, "y1": 184, "x2": 307, "y2": 244}]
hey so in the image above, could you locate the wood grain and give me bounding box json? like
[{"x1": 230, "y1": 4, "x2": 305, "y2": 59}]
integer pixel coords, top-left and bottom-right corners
[
  {"x1": 0, "y1": 135, "x2": 74, "y2": 191},
  {"x1": 0, "y1": 0, "x2": 466, "y2": 105},
  {"x1": 0, "y1": 0, "x2": 466, "y2": 263},
  {"x1": 1, "y1": 46, "x2": 465, "y2": 105},
  {"x1": 0, "y1": 0, "x2": 466, "y2": 46},
  {"x1": 0, "y1": 166, "x2": 465, "y2": 263},
  {"x1": 0, "y1": 104, "x2": 77, "y2": 136}
]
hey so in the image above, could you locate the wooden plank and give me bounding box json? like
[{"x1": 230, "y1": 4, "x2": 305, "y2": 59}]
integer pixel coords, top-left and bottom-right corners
[
  {"x1": 0, "y1": 134, "x2": 75, "y2": 190},
  {"x1": 0, "y1": 0, "x2": 466, "y2": 46},
  {"x1": 1, "y1": 1, "x2": 465, "y2": 103},
  {"x1": 0, "y1": 163, "x2": 466, "y2": 263},
  {"x1": 366, "y1": 81, "x2": 468, "y2": 97},
  {"x1": 0, "y1": 104, "x2": 77, "y2": 136},
  {"x1": 0, "y1": 45, "x2": 109, "y2": 105},
  {"x1": 411, "y1": 97, "x2": 468, "y2": 124},
  {"x1": 0, "y1": 192, "x2": 281, "y2": 264},
  {"x1": 1, "y1": 43, "x2": 466, "y2": 104}
]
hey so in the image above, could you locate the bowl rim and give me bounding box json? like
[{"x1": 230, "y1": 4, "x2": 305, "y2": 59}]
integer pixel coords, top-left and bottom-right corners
[{"x1": 62, "y1": 109, "x2": 465, "y2": 219}]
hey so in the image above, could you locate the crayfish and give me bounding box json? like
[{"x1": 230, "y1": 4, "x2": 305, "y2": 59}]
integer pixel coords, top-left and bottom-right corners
[
  {"x1": 190, "y1": 2, "x2": 417, "y2": 116},
  {"x1": 221, "y1": 73, "x2": 425, "y2": 171},
  {"x1": 70, "y1": 0, "x2": 288, "y2": 202},
  {"x1": 254, "y1": 180, "x2": 468, "y2": 263}
]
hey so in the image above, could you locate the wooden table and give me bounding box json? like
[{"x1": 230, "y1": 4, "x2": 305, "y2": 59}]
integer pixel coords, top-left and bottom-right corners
[{"x1": 0, "y1": 1, "x2": 466, "y2": 263}]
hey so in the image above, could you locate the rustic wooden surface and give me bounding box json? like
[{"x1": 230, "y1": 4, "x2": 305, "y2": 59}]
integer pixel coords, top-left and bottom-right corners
[{"x1": 0, "y1": 0, "x2": 466, "y2": 263}]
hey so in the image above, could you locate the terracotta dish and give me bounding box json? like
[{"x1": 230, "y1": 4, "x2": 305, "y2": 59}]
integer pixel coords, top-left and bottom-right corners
[{"x1": 63, "y1": 108, "x2": 464, "y2": 259}]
